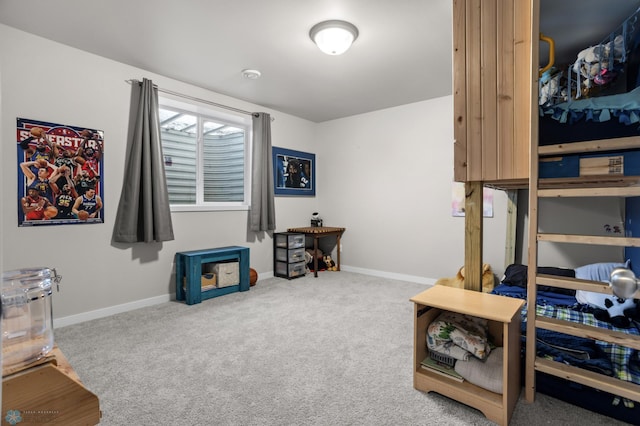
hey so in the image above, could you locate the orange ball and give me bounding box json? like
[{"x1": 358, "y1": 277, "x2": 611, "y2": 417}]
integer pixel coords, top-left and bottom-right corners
[
  {"x1": 30, "y1": 127, "x2": 45, "y2": 138},
  {"x1": 77, "y1": 210, "x2": 89, "y2": 221},
  {"x1": 249, "y1": 268, "x2": 258, "y2": 286},
  {"x1": 43, "y1": 206, "x2": 58, "y2": 219}
]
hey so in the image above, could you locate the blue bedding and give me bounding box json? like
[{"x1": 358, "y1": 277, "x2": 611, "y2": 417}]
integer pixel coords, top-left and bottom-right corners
[
  {"x1": 541, "y1": 86, "x2": 640, "y2": 126},
  {"x1": 492, "y1": 283, "x2": 640, "y2": 385},
  {"x1": 491, "y1": 283, "x2": 577, "y2": 307}
]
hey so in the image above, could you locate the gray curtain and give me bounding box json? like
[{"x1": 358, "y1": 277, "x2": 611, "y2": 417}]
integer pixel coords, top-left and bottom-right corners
[
  {"x1": 112, "y1": 78, "x2": 174, "y2": 243},
  {"x1": 249, "y1": 113, "x2": 276, "y2": 231}
]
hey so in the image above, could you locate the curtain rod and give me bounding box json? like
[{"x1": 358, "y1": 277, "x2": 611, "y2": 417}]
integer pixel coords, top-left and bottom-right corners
[{"x1": 126, "y1": 79, "x2": 268, "y2": 119}]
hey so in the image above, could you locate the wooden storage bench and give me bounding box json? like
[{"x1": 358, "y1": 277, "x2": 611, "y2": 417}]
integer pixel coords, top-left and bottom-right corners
[
  {"x1": 410, "y1": 285, "x2": 524, "y2": 426},
  {"x1": 175, "y1": 246, "x2": 250, "y2": 305}
]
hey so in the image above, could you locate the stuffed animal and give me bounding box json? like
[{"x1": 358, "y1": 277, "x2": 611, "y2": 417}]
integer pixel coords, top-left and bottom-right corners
[
  {"x1": 323, "y1": 255, "x2": 337, "y2": 271},
  {"x1": 434, "y1": 264, "x2": 496, "y2": 293},
  {"x1": 572, "y1": 34, "x2": 624, "y2": 91},
  {"x1": 304, "y1": 251, "x2": 313, "y2": 275},
  {"x1": 578, "y1": 291, "x2": 637, "y2": 328},
  {"x1": 305, "y1": 249, "x2": 327, "y2": 272},
  {"x1": 306, "y1": 248, "x2": 323, "y2": 260}
]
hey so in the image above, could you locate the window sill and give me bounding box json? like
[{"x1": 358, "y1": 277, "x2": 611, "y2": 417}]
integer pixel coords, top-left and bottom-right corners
[{"x1": 170, "y1": 204, "x2": 249, "y2": 212}]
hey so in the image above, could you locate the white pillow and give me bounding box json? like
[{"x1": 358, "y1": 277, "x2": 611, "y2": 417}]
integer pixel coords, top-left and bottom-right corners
[
  {"x1": 574, "y1": 260, "x2": 630, "y2": 282},
  {"x1": 575, "y1": 260, "x2": 631, "y2": 306},
  {"x1": 454, "y1": 347, "x2": 503, "y2": 394}
]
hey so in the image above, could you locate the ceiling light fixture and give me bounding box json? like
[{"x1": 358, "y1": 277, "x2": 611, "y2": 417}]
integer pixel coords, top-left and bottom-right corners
[
  {"x1": 309, "y1": 20, "x2": 359, "y2": 55},
  {"x1": 242, "y1": 69, "x2": 261, "y2": 80}
]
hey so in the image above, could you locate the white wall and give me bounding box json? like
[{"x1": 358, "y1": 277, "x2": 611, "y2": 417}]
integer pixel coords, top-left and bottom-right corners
[
  {"x1": 0, "y1": 25, "x2": 317, "y2": 325},
  {"x1": 516, "y1": 191, "x2": 624, "y2": 268},
  {"x1": 1, "y1": 24, "x2": 511, "y2": 327},
  {"x1": 317, "y1": 97, "x2": 510, "y2": 282}
]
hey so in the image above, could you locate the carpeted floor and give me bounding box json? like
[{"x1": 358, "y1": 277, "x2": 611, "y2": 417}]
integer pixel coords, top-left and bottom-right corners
[{"x1": 55, "y1": 272, "x2": 630, "y2": 425}]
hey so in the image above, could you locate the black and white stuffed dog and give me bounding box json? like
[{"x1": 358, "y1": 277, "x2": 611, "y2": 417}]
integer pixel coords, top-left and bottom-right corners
[{"x1": 581, "y1": 292, "x2": 637, "y2": 328}]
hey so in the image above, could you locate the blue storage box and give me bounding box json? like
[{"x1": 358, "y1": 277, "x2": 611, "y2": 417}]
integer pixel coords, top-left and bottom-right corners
[{"x1": 539, "y1": 150, "x2": 640, "y2": 179}]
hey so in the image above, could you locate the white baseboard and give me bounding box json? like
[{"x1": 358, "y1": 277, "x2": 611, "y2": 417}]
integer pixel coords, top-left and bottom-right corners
[
  {"x1": 340, "y1": 265, "x2": 437, "y2": 285},
  {"x1": 54, "y1": 294, "x2": 172, "y2": 328},
  {"x1": 258, "y1": 271, "x2": 274, "y2": 280},
  {"x1": 53, "y1": 267, "x2": 430, "y2": 328}
]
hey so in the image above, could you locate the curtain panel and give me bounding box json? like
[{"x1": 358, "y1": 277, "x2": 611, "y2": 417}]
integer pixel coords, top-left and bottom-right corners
[
  {"x1": 249, "y1": 112, "x2": 276, "y2": 231},
  {"x1": 112, "y1": 78, "x2": 174, "y2": 243}
]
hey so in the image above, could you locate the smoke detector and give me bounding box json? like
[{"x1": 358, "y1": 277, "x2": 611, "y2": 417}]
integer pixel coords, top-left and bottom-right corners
[{"x1": 242, "y1": 69, "x2": 261, "y2": 80}]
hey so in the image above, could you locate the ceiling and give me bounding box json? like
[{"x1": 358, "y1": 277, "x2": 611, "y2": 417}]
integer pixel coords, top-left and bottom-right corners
[{"x1": 0, "y1": 1, "x2": 638, "y2": 123}]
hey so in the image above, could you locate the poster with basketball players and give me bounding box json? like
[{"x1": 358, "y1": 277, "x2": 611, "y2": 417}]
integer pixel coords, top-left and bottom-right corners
[{"x1": 16, "y1": 118, "x2": 104, "y2": 227}]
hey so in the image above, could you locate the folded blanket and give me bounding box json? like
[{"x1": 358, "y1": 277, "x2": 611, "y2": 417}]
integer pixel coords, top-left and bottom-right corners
[
  {"x1": 427, "y1": 311, "x2": 491, "y2": 360},
  {"x1": 455, "y1": 347, "x2": 504, "y2": 394}
]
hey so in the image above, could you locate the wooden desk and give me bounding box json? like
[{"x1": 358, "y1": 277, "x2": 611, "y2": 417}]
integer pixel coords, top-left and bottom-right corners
[{"x1": 287, "y1": 226, "x2": 345, "y2": 277}]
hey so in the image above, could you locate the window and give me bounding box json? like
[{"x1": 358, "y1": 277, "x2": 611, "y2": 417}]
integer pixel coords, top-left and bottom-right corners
[{"x1": 159, "y1": 99, "x2": 250, "y2": 211}]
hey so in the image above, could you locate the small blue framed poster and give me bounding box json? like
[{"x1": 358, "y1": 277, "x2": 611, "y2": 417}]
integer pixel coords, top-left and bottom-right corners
[{"x1": 272, "y1": 146, "x2": 315, "y2": 196}]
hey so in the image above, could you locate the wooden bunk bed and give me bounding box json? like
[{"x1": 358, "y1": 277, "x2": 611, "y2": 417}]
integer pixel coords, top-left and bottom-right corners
[
  {"x1": 453, "y1": 0, "x2": 640, "y2": 423},
  {"x1": 525, "y1": 3, "x2": 640, "y2": 423}
]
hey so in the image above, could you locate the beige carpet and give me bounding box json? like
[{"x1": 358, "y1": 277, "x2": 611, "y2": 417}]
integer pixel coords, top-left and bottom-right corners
[{"x1": 54, "y1": 271, "x2": 629, "y2": 425}]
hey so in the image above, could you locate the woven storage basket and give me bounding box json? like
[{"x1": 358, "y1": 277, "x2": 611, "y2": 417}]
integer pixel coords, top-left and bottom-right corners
[
  {"x1": 214, "y1": 262, "x2": 239, "y2": 288},
  {"x1": 429, "y1": 350, "x2": 456, "y2": 367}
]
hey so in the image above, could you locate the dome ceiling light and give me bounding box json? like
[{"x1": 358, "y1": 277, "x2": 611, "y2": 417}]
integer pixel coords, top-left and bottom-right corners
[{"x1": 309, "y1": 20, "x2": 359, "y2": 55}]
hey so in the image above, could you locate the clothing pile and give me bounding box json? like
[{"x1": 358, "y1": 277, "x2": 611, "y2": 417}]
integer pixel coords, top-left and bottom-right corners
[
  {"x1": 427, "y1": 311, "x2": 505, "y2": 393},
  {"x1": 426, "y1": 311, "x2": 491, "y2": 361}
]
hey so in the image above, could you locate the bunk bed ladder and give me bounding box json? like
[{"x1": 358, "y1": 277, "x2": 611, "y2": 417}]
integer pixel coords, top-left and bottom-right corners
[{"x1": 525, "y1": 136, "x2": 640, "y2": 404}]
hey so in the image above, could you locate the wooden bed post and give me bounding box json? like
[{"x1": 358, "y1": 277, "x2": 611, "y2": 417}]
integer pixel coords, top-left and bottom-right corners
[
  {"x1": 464, "y1": 181, "x2": 483, "y2": 292},
  {"x1": 504, "y1": 190, "x2": 518, "y2": 268}
]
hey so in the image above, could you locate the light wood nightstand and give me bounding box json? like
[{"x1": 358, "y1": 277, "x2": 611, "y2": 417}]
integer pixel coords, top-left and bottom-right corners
[{"x1": 411, "y1": 285, "x2": 524, "y2": 425}]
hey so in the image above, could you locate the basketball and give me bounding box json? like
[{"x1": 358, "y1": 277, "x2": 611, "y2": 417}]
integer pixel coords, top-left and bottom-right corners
[
  {"x1": 74, "y1": 156, "x2": 86, "y2": 165},
  {"x1": 37, "y1": 159, "x2": 48, "y2": 169},
  {"x1": 249, "y1": 268, "x2": 258, "y2": 286},
  {"x1": 43, "y1": 206, "x2": 58, "y2": 219},
  {"x1": 77, "y1": 210, "x2": 90, "y2": 221},
  {"x1": 30, "y1": 127, "x2": 45, "y2": 138}
]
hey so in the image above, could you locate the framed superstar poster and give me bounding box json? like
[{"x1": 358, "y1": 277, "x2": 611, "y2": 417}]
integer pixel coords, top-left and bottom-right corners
[{"x1": 16, "y1": 117, "x2": 104, "y2": 227}]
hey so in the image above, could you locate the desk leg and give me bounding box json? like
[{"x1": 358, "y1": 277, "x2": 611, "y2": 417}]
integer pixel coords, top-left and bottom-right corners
[
  {"x1": 336, "y1": 234, "x2": 341, "y2": 271},
  {"x1": 313, "y1": 237, "x2": 319, "y2": 278}
]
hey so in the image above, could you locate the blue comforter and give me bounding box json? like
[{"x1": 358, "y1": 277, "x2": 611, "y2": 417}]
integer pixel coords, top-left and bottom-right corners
[{"x1": 492, "y1": 283, "x2": 640, "y2": 384}]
